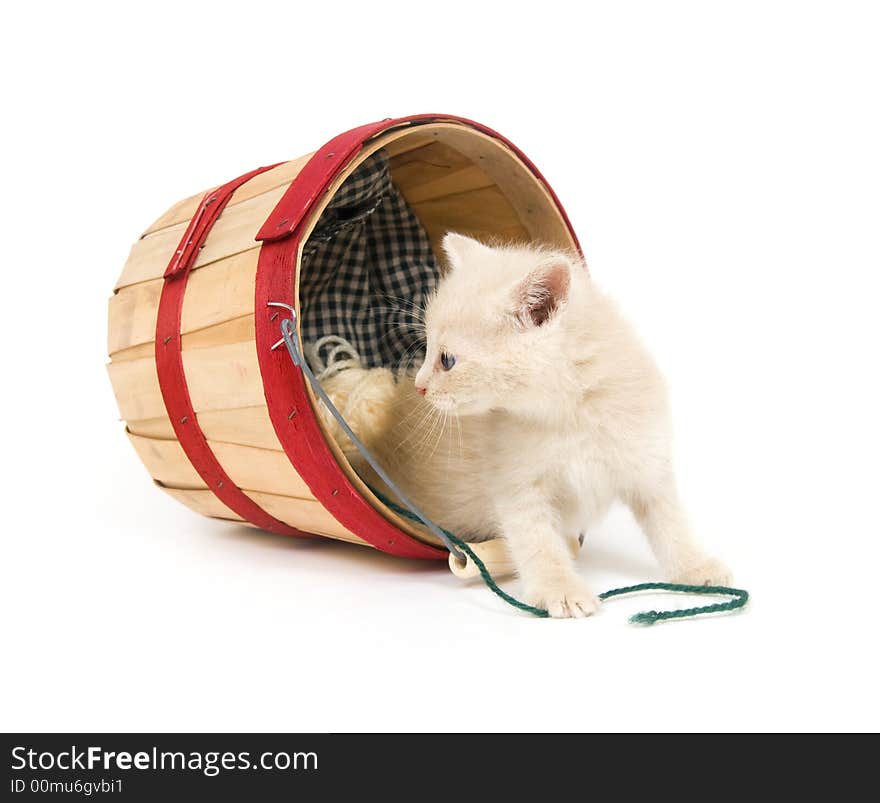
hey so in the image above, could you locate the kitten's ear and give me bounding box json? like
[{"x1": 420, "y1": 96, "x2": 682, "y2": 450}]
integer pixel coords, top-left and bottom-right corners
[
  {"x1": 441, "y1": 232, "x2": 489, "y2": 273},
  {"x1": 514, "y1": 260, "x2": 571, "y2": 327}
]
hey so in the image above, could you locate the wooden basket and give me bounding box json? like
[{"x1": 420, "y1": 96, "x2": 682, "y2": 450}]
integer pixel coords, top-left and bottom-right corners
[{"x1": 107, "y1": 114, "x2": 580, "y2": 560}]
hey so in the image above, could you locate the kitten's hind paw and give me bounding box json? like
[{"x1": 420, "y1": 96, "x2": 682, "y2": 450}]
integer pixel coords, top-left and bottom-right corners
[
  {"x1": 672, "y1": 556, "x2": 733, "y2": 587},
  {"x1": 525, "y1": 577, "x2": 600, "y2": 619}
]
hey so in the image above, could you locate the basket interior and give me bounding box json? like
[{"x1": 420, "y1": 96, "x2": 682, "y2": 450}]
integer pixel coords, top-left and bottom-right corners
[{"x1": 387, "y1": 127, "x2": 574, "y2": 252}]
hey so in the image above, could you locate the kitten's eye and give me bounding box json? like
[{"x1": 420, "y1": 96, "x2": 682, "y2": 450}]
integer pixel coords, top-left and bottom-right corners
[{"x1": 440, "y1": 352, "x2": 456, "y2": 371}]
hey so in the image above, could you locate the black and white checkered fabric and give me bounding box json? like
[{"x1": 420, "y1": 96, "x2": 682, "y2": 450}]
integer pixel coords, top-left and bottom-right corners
[{"x1": 300, "y1": 149, "x2": 437, "y2": 371}]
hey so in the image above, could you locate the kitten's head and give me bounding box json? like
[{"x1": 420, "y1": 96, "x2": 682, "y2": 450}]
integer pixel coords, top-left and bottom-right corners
[{"x1": 414, "y1": 233, "x2": 582, "y2": 416}]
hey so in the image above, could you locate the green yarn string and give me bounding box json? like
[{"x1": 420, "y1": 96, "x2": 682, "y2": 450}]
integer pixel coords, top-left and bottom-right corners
[
  {"x1": 374, "y1": 490, "x2": 749, "y2": 625},
  {"x1": 597, "y1": 582, "x2": 749, "y2": 625}
]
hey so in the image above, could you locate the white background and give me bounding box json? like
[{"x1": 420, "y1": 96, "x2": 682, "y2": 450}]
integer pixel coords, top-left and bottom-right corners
[{"x1": 2, "y1": 1, "x2": 878, "y2": 733}]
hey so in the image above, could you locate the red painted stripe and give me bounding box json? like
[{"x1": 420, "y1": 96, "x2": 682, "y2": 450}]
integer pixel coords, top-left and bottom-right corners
[{"x1": 155, "y1": 164, "x2": 311, "y2": 538}]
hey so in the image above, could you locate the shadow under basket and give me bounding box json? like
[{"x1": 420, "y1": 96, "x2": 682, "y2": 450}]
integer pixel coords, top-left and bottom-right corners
[{"x1": 107, "y1": 114, "x2": 580, "y2": 567}]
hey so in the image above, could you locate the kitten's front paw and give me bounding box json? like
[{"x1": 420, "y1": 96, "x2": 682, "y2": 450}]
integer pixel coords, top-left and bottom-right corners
[
  {"x1": 525, "y1": 577, "x2": 600, "y2": 619},
  {"x1": 672, "y1": 556, "x2": 732, "y2": 587}
]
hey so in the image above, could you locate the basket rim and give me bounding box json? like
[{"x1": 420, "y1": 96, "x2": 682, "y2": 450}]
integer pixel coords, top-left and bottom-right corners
[{"x1": 253, "y1": 114, "x2": 581, "y2": 558}]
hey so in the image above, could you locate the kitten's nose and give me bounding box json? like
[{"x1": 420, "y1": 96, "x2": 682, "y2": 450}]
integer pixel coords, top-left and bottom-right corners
[{"x1": 416, "y1": 385, "x2": 427, "y2": 396}]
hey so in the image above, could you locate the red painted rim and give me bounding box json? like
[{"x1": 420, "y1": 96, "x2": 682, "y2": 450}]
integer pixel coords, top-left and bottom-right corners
[{"x1": 254, "y1": 115, "x2": 581, "y2": 559}]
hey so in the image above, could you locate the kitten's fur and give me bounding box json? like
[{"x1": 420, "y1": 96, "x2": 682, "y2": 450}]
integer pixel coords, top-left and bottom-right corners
[{"x1": 320, "y1": 234, "x2": 731, "y2": 617}]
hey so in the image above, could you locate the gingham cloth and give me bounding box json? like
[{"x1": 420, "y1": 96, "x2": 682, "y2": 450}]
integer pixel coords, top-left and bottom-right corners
[{"x1": 300, "y1": 150, "x2": 437, "y2": 371}]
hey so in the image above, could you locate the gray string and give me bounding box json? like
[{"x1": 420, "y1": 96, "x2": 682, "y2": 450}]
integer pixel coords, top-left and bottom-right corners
[{"x1": 272, "y1": 306, "x2": 467, "y2": 563}]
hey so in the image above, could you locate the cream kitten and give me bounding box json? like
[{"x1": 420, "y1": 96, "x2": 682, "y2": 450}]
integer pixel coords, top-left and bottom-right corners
[{"x1": 320, "y1": 233, "x2": 731, "y2": 617}]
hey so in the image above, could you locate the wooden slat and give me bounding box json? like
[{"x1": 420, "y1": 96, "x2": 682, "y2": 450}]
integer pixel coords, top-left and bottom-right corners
[
  {"x1": 107, "y1": 278, "x2": 161, "y2": 356},
  {"x1": 400, "y1": 165, "x2": 495, "y2": 205},
  {"x1": 182, "y1": 249, "x2": 258, "y2": 335},
  {"x1": 421, "y1": 222, "x2": 530, "y2": 247},
  {"x1": 184, "y1": 339, "x2": 265, "y2": 413},
  {"x1": 210, "y1": 440, "x2": 313, "y2": 498},
  {"x1": 246, "y1": 491, "x2": 367, "y2": 544},
  {"x1": 195, "y1": 406, "x2": 280, "y2": 450},
  {"x1": 142, "y1": 154, "x2": 314, "y2": 236},
  {"x1": 128, "y1": 431, "x2": 205, "y2": 489},
  {"x1": 109, "y1": 249, "x2": 258, "y2": 356},
  {"x1": 130, "y1": 431, "x2": 358, "y2": 540},
  {"x1": 110, "y1": 314, "x2": 257, "y2": 365},
  {"x1": 160, "y1": 484, "x2": 363, "y2": 543},
  {"x1": 108, "y1": 340, "x2": 265, "y2": 421},
  {"x1": 114, "y1": 184, "x2": 286, "y2": 291},
  {"x1": 383, "y1": 133, "x2": 438, "y2": 158},
  {"x1": 116, "y1": 220, "x2": 186, "y2": 291},
  {"x1": 428, "y1": 126, "x2": 575, "y2": 248},
  {"x1": 107, "y1": 356, "x2": 164, "y2": 421},
  {"x1": 185, "y1": 314, "x2": 254, "y2": 349},
  {"x1": 110, "y1": 343, "x2": 153, "y2": 362},
  {"x1": 143, "y1": 451, "x2": 363, "y2": 544},
  {"x1": 112, "y1": 314, "x2": 256, "y2": 362},
  {"x1": 143, "y1": 191, "x2": 204, "y2": 240},
  {"x1": 127, "y1": 406, "x2": 281, "y2": 450},
  {"x1": 109, "y1": 341, "x2": 155, "y2": 363},
  {"x1": 127, "y1": 432, "x2": 315, "y2": 501},
  {"x1": 390, "y1": 140, "x2": 474, "y2": 175},
  {"x1": 125, "y1": 413, "x2": 176, "y2": 440},
  {"x1": 411, "y1": 185, "x2": 523, "y2": 236},
  {"x1": 156, "y1": 478, "x2": 366, "y2": 544},
  {"x1": 160, "y1": 486, "x2": 244, "y2": 521}
]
